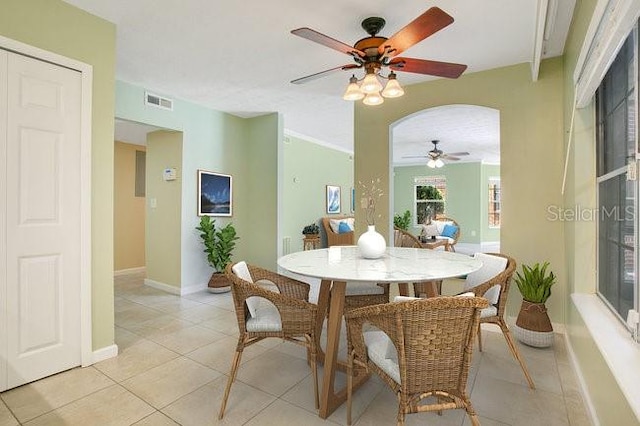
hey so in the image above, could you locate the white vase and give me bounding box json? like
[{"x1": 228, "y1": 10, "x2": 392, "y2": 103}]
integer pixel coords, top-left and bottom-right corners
[{"x1": 357, "y1": 225, "x2": 387, "y2": 259}]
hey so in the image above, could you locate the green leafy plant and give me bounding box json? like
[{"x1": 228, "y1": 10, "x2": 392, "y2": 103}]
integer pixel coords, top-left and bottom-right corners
[
  {"x1": 196, "y1": 216, "x2": 239, "y2": 272},
  {"x1": 393, "y1": 210, "x2": 412, "y2": 230},
  {"x1": 302, "y1": 223, "x2": 320, "y2": 235},
  {"x1": 514, "y1": 262, "x2": 556, "y2": 303}
]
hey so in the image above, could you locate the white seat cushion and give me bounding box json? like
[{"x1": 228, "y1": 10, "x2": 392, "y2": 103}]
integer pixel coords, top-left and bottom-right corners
[
  {"x1": 464, "y1": 253, "x2": 508, "y2": 305},
  {"x1": 245, "y1": 300, "x2": 282, "y2": 332},
  {"x1": 363, "y1": 330, "x2": 400, "y2": 384},
  {"x1": 232, "y1": 262, "x2": 280, "y2": 318},
  {"x1": 435, "y1": 235, "x2": 455, "y2": 244},
  {"x1": 480, "y1": 305, "x2": 498, "y2": 318},
  {"x1": 345, "y1": 281, "x2": 385, "y2": 296}
]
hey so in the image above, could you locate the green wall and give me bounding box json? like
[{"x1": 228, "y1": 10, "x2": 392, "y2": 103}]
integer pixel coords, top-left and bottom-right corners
[
  {"x1": 244, "y1": 113, "x2": 281, "y2": 269},
  {"x1": 562, "y1": 0, "x2": 637, "y2": 422},
  {"x1": 393, "y1": 162, "x2": 501, "y2": 244},
  {"x1": 0, "y1": 0, "x2": 116, "y2": 350},
  {"x1": 354, "y1": 59, "x2": 566, "y2": 324},
  {"x1": 282, "y1": 135, "x2": 354, "y2": 251},
  {"x1": 145, "y1": 131, "x2": 183, "y2": 289},
  {"x1": 116, "y1": 81, "x2": 281, "y2": 284}
]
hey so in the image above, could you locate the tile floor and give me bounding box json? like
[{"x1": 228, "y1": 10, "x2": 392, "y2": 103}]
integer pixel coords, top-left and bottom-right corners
[{"x1": 0, "y1": 271, "x2": 591, "y2": 425}]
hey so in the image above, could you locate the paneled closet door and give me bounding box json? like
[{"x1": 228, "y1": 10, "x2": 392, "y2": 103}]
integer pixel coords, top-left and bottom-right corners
[{"x1": 1, "y1": 49, "x2": 82, "y2": 390}]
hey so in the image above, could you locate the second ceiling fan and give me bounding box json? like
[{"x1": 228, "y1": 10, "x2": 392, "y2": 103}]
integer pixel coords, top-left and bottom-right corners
[
  {"x1": 290, "y1": 7, "x2": 467, "y2": 105},
  {"x1": 404, "y1": 140, "x2": 470, "y2": 168}
]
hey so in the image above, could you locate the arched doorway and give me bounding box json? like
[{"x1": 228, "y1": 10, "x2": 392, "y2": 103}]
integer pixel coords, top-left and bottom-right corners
[{"x1": 390, "y1": 104, "x2": 500, "y2": 254}]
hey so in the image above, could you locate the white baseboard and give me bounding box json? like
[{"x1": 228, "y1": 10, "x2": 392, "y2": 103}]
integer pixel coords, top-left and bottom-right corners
[
  {"x1": 92, "y1": 344, "x2": 118, "y2": 364},
  {"x1": 564, "y1": 332, "x2": 600, "y2": 426},
  {"x1": 180, "y1": 282, "x2": 208, "y2": 295},
  {"x1": 114, "y1": 267, "x2": 146, "y2": 276},
  {"x1": 144, "y1": 278, "x2": 208, "y2": 295},
  {"x1": 144, "y1": 278, "x2": 181, "y2": 295}
]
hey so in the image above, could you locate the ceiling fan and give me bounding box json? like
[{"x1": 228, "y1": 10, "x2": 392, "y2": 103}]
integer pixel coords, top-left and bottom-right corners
[
  {"x1": 290, "y1": 7, "x2": 467, "y2": 105},
  {"x1": 403, "y1": 140, "x2": 470, "y2": 168}
]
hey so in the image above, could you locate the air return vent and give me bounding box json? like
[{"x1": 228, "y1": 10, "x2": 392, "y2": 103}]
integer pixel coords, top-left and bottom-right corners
[{"x1": 145, "y1": 92, "x2": 173, "y2": 111}]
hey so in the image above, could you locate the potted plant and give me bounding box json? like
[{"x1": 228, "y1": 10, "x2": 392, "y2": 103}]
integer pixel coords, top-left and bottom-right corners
[
  {"x1": 196, "y1": 216, "x2": 239, "y2": 293},
  {"x1": 512, "y1": 261, "x2": 556, "y2": 347},
  {"x1": 393, "y1": 210, "x2": 412, "y2": 230},
  {"x1": 302, "y1": 222, "x2": 320, "y2": 237}
]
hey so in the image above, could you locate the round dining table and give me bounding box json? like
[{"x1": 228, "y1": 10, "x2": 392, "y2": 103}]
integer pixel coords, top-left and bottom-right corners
[{"x1": 277, "y1": 245, "x2": 482, "y2": 419}]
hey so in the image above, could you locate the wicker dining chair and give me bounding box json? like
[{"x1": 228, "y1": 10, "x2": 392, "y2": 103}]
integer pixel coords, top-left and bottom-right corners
[
  {"x1": 345, "y1": 296, "x2": 489, "y2": 425},
  {"x1": 393, "y1": 226, "x2": 423, "y2": 248},
  {"x1": 218, "y1": 262, "x2": 319, "y2": 419},
  {"x1": 457, "y1": 253, "x2": 536, "y2": 389}
]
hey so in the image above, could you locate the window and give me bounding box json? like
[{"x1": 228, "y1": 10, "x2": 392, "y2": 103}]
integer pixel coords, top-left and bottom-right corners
[
  {"x1": 414, "y1": 176, "x2": 446, "y2": 224},
  {"x1": 488, "y1": 177, "x2": 501, "y2": 227},
  {"x1": 595, "y1": 26, "x2": 638, "y2": 331}
]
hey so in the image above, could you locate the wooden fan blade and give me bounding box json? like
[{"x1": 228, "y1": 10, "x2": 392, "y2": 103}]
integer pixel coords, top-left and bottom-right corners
[
  {"x1": 443, "y1": 156, "x2": 460, "y2": 161},
  {"x1": 378, "y1": 7, "x2": 454, "y2": 57},
  {"x1": 291, "y1": 64, "x2": 360, "y2": 84},
  {"x1": 389, "y1": 57, "x2": 467, "y2": 78},
  {"x1": 292, "y1": 28, "x2": 365, "y2": 57},
  {"x1": 444, "y1": 152, "x2": 470, "y2": 157},
  {"x1": 402, "y1": 155, "x2": 429, "y2": 159}
]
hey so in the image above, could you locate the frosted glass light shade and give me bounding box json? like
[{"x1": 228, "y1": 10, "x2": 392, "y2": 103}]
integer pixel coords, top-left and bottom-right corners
[
  {"x1": 435, "y1": 159, "x2": 445, "y2": 168},
  {"x1": 363, "y1": 92, "x2": 384, "y2": 106},
  {"x1": 427, "y1": 159, "x2": 437, "y2": 168},
  {"x1": 361, "y1": 73, "x2": 383, "y2": 94},
  {"x1": 381, "y1": 74, "x2": 404, "y2": 98},
  {"x1": 343, "y1": 81, "x2": 364, "y2": 100}
]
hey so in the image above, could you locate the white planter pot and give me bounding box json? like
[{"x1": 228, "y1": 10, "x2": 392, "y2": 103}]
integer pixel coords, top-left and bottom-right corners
[{"x1": 512, "y1": 324, "x2": 554, "y2": 348}]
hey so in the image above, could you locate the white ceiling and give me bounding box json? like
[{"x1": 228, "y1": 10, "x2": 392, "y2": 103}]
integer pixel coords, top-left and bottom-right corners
[{"x1": 64, "y1": 0, "x2": 575, "y2": 162}]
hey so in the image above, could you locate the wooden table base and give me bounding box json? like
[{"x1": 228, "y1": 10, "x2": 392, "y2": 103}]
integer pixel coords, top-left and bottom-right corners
[{"x1": 315, "y1": 279, "x2": 372, "y2": 418}]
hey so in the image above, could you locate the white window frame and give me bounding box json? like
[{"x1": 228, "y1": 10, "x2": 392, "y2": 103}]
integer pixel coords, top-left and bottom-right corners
[
  {"x1": 413, "y1": 176, "x2": 446, "y2": 226},
  {"x1": 488, "y1": 177, "x2": 501, "y2": 228}
]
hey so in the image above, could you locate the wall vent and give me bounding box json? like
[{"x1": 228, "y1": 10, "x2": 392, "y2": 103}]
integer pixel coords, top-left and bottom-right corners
[{"x1": 145, "y1": 92, "x2": 173, "y2": 111}]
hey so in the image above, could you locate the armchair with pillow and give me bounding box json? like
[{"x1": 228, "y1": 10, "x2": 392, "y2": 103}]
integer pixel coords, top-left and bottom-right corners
[
  {"x1": 419, "y1": 216, "x2": 461, "y2": 251},
  {"x1": 321, "y1": 216, "x2": 355, "y2": 246}
]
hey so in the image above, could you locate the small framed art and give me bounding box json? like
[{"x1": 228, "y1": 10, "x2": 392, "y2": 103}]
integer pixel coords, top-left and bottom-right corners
[{"x1": 326, "y1": 184, "x2": 341, "y2": 214}]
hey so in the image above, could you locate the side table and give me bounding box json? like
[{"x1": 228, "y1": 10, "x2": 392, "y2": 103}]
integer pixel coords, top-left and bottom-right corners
[
  {"x1": 420, "y1": 238, "x2": 451, "y2": 251},
  {"x1": 303, "y1": 235, "x2": 321, "y2": 250}
]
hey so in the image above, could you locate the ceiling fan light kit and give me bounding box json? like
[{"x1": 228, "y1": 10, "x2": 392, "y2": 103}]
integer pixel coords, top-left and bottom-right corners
[
  {"x1": 291, "y1": 7, "x2": 467, "y2": 106},
  {"x1": 403, "y1": 140, "x2": 470, "y2": 167}
]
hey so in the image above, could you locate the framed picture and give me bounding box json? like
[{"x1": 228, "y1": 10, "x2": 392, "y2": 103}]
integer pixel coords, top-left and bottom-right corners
[
  {"x1": 326, "y1": 185, "x2": 341, "y2": 214},
  {"x1": 198, "y1": 170, "x2": 232, "y2": 216}
]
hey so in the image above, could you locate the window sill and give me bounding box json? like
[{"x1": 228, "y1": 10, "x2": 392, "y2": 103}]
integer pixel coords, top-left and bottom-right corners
[{"x1": 571, "y1": 293, "x2": 640, "y2": 420}]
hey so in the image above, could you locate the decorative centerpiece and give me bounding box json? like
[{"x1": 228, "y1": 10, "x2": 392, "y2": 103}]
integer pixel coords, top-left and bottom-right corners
[
  {"x1": 357, "y1": 178, "x2": 386, "y2": 259},
  {"x1": 512, "y1": 262, "x2": 556, "y2": 347},
  {"x1": 196, "y1": 216, "x2": 240, "y2": 293}
]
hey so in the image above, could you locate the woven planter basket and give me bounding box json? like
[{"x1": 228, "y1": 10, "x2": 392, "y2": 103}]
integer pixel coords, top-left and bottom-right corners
[
  {"x1": 514, "y1": 300, "x2": 553, "y2": 348},
  {"x1": 208, "y1": 272, "x2": 231, "y2": 293},
  {"x1": 515, "y1": 300, "x2": 552, "y2": 332}
]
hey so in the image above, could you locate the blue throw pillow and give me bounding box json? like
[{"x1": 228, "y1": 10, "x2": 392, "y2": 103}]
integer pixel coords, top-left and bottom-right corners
[
  {"x1": 338, "y1": 221, "x2": 351, "y2": 234},
  {"x1": 441, "y1": 224, "x2": 458, "y2": 238}
]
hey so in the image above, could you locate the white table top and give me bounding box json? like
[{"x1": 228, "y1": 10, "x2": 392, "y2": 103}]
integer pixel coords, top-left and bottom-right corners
[{"x1": 278, "y1": 246, "x2": 482, "y2": 283}]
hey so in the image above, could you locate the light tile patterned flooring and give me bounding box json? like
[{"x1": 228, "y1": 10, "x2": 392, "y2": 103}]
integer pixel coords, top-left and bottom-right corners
[{"x1": 0, "y1": 271, "x2": 591, "y2": 425}]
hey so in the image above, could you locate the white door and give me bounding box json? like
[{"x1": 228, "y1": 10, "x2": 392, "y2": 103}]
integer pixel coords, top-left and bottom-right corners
[{"x1": 0, "y1": 49, "x2": 82, "y2": 390}]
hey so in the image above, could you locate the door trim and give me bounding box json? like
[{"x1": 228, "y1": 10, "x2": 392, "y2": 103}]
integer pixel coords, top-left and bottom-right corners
[{"x1": 0, "y1": 35, "x2": 93, "y2": 367}]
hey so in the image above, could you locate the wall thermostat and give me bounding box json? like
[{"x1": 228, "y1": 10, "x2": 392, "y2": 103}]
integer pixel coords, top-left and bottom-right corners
[{"x1": 163, "y1": 167, "x2": 177, "y2": 181}]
